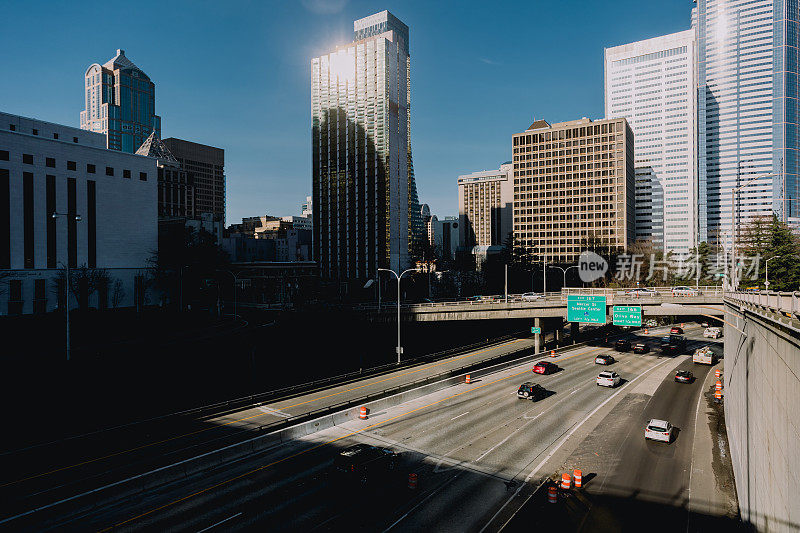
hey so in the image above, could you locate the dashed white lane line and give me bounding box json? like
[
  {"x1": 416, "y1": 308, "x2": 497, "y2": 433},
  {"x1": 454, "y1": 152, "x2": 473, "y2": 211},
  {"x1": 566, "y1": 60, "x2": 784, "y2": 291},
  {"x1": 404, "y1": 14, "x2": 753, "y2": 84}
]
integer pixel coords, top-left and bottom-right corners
[
  {"x1": 450, "y1": 412, "x2": 470, "y2": 421},
  {"x1": 256, "y1": 406, "x2": 292, "y2": 418}
]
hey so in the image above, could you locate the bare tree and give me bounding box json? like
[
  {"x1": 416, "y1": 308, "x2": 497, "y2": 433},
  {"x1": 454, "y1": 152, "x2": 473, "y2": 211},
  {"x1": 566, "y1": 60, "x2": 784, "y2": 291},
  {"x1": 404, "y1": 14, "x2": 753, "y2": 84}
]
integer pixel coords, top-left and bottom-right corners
[
  {"x1": 51, "y1": 265, "x2": 111, "y2": 311},
  {"x1": 111, "y1": 278, "x2": 125, "y2": 308}
]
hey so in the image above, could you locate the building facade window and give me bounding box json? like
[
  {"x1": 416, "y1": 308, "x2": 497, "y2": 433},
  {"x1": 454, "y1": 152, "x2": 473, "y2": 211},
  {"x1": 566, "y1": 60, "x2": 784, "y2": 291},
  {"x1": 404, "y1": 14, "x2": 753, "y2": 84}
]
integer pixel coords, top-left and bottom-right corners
[
  {"x1": 46, "y1": 157, "x2": 55, "y2": 168},
  {"x1": 0, "y1": 168, "x2": 9, "y2": 269},
  {"x1": 67, "y1": 160, "x2": 76, "y2": 171},
  {"x1": 23, "y1": 154, "x2": 33, "y2": 164},
  {"x1": 87, "y1": 180, "x2": 96, "y2": 268},
  {"x1": 23, "y1": 172, "x2": 34, "y2": 268},
  {"x1": 105, "y1": 166, "x2": 114, "y2": 176},
  {"x1": 46, "y1": 175, "x2": 56, "y2": 268},
  {"x1": 87, "y1": 163, "x2": 95, "y2": 173}
]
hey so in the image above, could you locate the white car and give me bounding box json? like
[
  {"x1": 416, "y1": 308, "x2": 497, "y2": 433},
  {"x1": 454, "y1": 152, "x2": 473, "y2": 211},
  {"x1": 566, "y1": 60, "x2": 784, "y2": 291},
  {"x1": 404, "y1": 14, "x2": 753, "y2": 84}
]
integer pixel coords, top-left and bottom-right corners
[
  {"x1": 521, "y1": 292, "x2": 544, "y2": 301},
  {"x1": 672, "y1": 286, "x2": 699, "y2": 296},
  {"x1": 645, "y1": 419, "x2": 674, "y2": 443},
  {"x1": 703, "y1": 327, "x2": 722, "y2": 339},
  {"x1": 596, "y1": 371, "x2": 621, "y2": 388}
]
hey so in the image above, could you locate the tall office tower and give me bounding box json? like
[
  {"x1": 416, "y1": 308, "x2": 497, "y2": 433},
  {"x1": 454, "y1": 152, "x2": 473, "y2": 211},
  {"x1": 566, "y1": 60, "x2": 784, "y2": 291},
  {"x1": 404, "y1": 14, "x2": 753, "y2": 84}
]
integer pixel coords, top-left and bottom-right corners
[
  {"x1": 512, "y1": 118, "x2": 636, "y2": 264},
  {"x1": 694, "y1": 0, "x2": 800, "y2": 243},
  {"x1": 605, "y1": 30, "x2": 697, "y2": 257},
  {"x1": 458, "y1": 162, "x2": 514, "y2": 249},
  {"x1": 162, "y1": 138, "x2": 225, "y2": 225},
  {"x1": 311, "y1": 10, "x2": 418, "y2": 279},
  {"x1": 80, "y1": 49, "x2": 161, "y2": 153}
]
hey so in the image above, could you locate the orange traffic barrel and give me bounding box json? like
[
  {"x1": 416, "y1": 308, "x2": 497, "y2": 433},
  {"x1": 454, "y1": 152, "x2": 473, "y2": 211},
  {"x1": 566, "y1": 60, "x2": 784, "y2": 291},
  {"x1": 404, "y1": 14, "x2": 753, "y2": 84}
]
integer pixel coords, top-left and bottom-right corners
[
  {"x1": 681, "y1": 322, "x2": 685, "y2": 327},
  {"x1": 573, "y1": 469, "x2": 582, "y2": 488},
  {"x1": 715, "y1": 389, "x2": 723, "y2": 399},
  {"x1": 550, "y1": 350, "x2": 556, "y2": 357},
  {"x1": 465, "y1": 374, "x2": 471, "y2": 384},
  {"x1": 561, "y1": 472, "x2": 571, "y2": 490},
  {"x1": 408, "y1": 472, "x2": 418, "y2": 490},
  {"x1": 359, "y1": 406, "x2": 368, "y2": 420},
  {"x1": 548, "y1": 485, "x2": 558, "y2": 503},
  {"x1": 644, "y1": 328, "x2": 649, "y2": 334},
  {"x1": 715, "y1": 380, "x2": 723, "y2": 391},
  {"x1": 715, "y1": 369, "x2": 722, "y2": 379}
]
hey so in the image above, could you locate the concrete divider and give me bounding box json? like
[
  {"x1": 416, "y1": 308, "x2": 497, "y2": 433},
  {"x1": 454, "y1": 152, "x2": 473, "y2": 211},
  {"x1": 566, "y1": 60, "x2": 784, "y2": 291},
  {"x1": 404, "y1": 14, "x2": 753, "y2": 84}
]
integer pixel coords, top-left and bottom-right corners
[{"x1": 9, "y1": 331, "x2": 641, "y2": 529}]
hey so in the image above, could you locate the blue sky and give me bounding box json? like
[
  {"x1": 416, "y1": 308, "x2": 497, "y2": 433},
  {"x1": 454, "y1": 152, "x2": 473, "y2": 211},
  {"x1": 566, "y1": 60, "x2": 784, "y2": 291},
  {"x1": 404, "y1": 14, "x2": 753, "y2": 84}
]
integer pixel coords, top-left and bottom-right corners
[{"x1": 0, "y1": 0, "x2": 692, "y2": 224}]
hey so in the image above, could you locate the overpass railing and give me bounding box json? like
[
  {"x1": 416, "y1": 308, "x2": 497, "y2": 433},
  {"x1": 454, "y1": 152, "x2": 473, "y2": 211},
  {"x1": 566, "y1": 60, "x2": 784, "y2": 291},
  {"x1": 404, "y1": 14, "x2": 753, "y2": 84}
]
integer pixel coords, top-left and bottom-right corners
[
  {"x1": 726, "y1": 290, "x2": 800, "y2": 317},
  {"x1": 358, "y1": 285, "x2": 724, "y2": 312}
]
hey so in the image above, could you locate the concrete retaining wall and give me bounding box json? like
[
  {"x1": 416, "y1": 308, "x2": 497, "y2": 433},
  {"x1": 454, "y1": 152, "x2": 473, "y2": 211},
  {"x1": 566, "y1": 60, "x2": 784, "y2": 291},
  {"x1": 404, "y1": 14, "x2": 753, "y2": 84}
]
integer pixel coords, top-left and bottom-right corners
[{"x1": 723, "y1": 301, "x2": 800, "y2": 532}]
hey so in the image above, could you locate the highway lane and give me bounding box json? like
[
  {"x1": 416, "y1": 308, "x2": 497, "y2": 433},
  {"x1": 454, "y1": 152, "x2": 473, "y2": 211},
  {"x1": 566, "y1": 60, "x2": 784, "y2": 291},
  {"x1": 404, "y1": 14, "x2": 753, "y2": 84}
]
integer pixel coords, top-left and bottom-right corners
[
  {"x1": 17, "y1": 326, "x2": 709, "y2": 531},
  {"x1": 0, "y1": 333, "x2": 540, "y2": 519},
  {"x1": 501, "y1": 339, "x2": 724, "y2": 532}
]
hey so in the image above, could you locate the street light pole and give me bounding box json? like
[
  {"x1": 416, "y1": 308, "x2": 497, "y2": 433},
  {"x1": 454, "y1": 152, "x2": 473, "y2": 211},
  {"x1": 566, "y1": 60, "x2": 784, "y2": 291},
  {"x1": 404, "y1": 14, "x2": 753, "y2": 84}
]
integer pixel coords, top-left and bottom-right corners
[
  {"x1": 378, "y1": 267, "x2": 419, "y2": 364},
  {"x1": 52, "y1": 212, "x2": 81, "y2": 362},
  {"x1": 548, "y1": 265, "x2": 579, "y2": 290},
  {"x1": 765, "y1": 255, "x2": 783, "y2": 290}
]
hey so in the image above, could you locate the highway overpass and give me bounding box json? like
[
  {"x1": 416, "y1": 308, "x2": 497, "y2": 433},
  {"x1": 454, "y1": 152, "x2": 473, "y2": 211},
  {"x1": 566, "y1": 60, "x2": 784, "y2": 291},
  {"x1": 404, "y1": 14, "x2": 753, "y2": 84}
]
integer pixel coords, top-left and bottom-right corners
[{"x1": 365, "y1": 286, "x2": 725, "y2": 322}]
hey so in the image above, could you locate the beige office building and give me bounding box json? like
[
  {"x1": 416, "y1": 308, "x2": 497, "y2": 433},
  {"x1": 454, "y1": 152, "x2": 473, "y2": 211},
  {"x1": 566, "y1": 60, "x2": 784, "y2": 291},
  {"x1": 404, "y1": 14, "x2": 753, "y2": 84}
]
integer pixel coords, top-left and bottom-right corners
[
  {"x1": 458, "y1": 162, "x2": 513, "y2": 249},
  {"x1": 512, "y1": 117, "x2": 635, "y2": 263}
]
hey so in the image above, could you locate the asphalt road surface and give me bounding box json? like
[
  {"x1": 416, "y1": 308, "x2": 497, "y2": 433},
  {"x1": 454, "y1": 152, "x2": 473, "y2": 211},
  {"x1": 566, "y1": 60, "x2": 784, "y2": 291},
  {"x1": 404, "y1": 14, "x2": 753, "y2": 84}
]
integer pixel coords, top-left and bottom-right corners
[{"x1": 2, "y1": 326, "x2": 714, "y2": 531}]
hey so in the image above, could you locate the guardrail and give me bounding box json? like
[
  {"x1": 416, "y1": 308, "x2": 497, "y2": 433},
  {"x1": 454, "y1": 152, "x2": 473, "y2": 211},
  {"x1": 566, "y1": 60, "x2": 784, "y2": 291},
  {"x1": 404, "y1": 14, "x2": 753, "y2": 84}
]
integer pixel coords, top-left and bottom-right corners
[{"x1": 726, "y1": 290, "x2": 800, "y2": 317}]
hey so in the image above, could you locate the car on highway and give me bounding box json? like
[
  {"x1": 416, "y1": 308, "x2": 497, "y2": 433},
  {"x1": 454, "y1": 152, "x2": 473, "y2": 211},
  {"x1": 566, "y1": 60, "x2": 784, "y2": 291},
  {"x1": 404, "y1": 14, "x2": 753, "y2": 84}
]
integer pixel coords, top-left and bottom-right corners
[
  {"x1": 333, "y1": 444, "x2": 398, "y2": 484},
  {"x1": 596, "y1": 371, "x2": 621, "y2": 387},
  {"x1": 672, "y1": 286, "x2": 699, "y2": 296},
  {"x1": 675, "y1": 370, "x2": 694, "y2": 383},
  {"x1": 533, "y1": 361, "x2": 558, "y2": 374},
  {"x1": 633, "y1": 342, "x2": 650, "y2": 354},
  {"x1": 693, "y1": 346, "x2": 716, "y2": 365},
  {"x1": 517, "y1": 382, "x2": 548, "y2": 400},
  {"x1": 521, "y1": 292, "x2": 544, "y2": 301},
  {"x1": 703, "y1": 327, "x2": 722, "y2": 339},
  {"x1": 670, "y1": 326, "x2": 684, "y2": 334},
  {"x1": 614, "y1": 339, "x2": 631, "y2": 352},
  {"x1": 660, "y1": 334, "x2": 687, "y2": 354},
  {"x1": 644, "y1": 419, "x2": 674, "y2": 443},
  {"x1": 595, "y1": 354, "x2": 616, "y2": 365},
  {"x1": 625, "y1": 288, "x2": 657, "y2": 297}
]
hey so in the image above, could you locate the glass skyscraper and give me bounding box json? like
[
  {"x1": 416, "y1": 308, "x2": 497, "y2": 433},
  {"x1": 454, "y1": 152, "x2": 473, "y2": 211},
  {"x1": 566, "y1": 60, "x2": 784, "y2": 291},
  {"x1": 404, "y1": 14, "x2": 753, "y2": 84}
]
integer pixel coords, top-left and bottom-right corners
[
  {"x1": 80, "y1": 49, "x2": 161, "y2": 153},
  {"x1": 694, "y1": 0, "x2": 800, "y2": 243},
  {"x1": 605, "y1": 30, "x2": 698, "y2": 257},
  {"x1": 311, "y1": 11, "x2": 420, "y2": 279}
]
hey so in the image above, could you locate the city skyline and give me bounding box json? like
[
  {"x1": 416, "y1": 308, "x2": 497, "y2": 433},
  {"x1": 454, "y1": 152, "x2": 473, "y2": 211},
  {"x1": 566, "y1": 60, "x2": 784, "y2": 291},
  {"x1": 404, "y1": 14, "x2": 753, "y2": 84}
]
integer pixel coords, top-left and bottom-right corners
[{"x1": 0, "y1": 0, "x2": 694, "y2": 225}]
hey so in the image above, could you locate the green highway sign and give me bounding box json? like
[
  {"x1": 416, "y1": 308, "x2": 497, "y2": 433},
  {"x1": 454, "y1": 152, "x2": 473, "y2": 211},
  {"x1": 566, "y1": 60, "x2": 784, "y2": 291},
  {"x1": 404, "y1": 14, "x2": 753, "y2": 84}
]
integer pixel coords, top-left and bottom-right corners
[
  {"x1": 613, "y1": 305, "x2": 642, "y2": 327},
  {"x1": 531, "y1": 327, "x2": 542, "y2": 334},
  {"x1": 567, "y1": 295, "x2": 607, "y2": 324}
]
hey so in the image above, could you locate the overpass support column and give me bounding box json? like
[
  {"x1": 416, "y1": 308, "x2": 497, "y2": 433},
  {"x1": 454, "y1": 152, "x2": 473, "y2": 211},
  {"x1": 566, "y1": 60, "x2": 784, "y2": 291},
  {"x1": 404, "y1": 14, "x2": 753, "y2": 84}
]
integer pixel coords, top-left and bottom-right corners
[
  {"x1": 534, "y1": 317, "x2": 541, "y2": 355},
  {"x1": 571, "y1": 322, "x2": 579, "y2": 344},
  {"x1": 555, "y1": 322, "x2": 561, "y2": 345}
]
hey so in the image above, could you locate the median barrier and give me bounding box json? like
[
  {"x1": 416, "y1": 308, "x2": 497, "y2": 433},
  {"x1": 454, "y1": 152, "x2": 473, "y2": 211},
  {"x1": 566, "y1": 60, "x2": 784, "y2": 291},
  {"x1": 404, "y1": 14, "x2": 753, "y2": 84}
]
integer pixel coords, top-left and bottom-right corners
[{"x1": 6, "y1": 327, "x2": 649, "y2": 529}]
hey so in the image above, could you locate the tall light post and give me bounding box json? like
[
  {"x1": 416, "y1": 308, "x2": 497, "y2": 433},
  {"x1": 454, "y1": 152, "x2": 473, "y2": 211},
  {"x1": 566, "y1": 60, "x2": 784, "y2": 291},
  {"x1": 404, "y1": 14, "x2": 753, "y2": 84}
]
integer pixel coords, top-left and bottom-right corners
[
  {"x1": 217, "y1": 269, "x2": 238, "y2": 318},
  {"x1": 52, "y1": 212, "x2": 81, "y2": 362},
  {"x1": 378, "y1": 267, "x2": 420, "y2": 364},
  {"x1": 765, "y1": 255, "x2": 786, "y2": 291},
  {"x1": 548, "y1": 265, "x2": 579, "y2": 290},
  {"x1": 730, "y1": 172, "x2": 777, "y2": 291}
]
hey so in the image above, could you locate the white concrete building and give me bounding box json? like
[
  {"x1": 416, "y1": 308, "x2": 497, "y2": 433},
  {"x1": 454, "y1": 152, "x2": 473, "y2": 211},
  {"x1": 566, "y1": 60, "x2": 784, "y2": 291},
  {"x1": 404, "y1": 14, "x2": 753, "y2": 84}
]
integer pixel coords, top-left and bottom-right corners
[
  {"x1": 605, "y1": 30, "x2": 697, "y2": 257},
  {"x1": 0, "y1": 111, "x2": 157, "y2": 315},
  {"x1": 281, "y1": 215, "x2": 312, "y2": 231}
]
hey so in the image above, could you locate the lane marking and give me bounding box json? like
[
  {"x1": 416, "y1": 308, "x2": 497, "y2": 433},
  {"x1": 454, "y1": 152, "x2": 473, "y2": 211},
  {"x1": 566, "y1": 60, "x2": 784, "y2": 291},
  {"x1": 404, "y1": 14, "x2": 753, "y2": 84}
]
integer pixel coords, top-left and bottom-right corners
[
  {"x1": 1, "y1": 338, "x2": 525, "y2": 489},
  {"x1": 484, "y1": 354, "x2": 675, "y2": 533},
  {"x1": 196, "y1": 512, "x2": 242, "y2": 532},
  {"x1": 256, "y1": 406, "x2": 291, "y2": 418},
  {"x1": 96, "y1": 365, "x2": 540, "y2": 532},
  {"x1": 450, "y1": 412, "x2": 470, "y2": 421}
]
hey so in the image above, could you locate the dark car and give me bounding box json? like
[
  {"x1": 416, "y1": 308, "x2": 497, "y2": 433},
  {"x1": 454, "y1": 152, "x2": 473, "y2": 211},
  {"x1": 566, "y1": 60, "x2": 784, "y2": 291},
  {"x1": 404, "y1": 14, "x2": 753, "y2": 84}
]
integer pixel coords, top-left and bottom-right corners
[
  {"x1": 615, "y1": 339, "x2": 631, "y2": 352},
  {"x1": 675, "y1": 370, "x2": 694, "y2": 383},
  {"x1": 517, "y1": 382, "x2": 547, "y2": 400},
  {"x1": 595, "y1": 354, "x2": 616, "y2": 365},
  {"x1": 533, "y1": 361, "x2": 558, "y2": 375},
  {"x1": 333, "y1": 444, "x2": 398, "y2": 484},
  {"x1": 633, "y1": 342, "x2": 650, "y2": 354},
  {"x1": 670, "y1": 326, "x2": 684, "y2": 334},
  {"x1": 661, "y1": 334, "x2": 687, "y2": 354}
]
